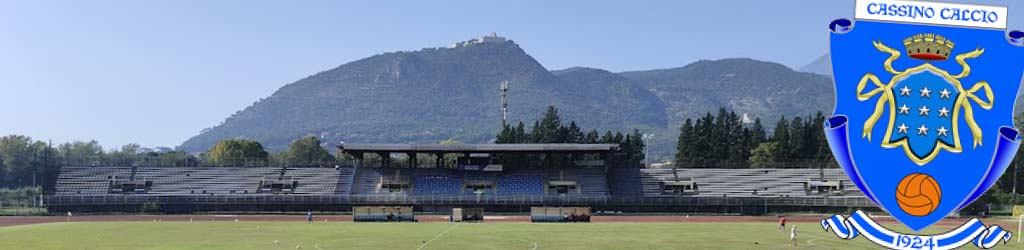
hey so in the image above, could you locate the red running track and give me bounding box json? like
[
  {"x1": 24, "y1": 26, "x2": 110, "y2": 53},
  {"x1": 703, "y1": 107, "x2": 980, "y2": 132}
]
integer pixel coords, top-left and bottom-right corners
[{"x1": 0, "y1": 214, "x2": 985, "y2": 228}]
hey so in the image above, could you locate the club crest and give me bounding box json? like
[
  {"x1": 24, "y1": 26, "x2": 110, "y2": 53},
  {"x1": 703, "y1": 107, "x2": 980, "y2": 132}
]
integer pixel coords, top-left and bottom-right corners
[
  {"x1": 822, "y1": 0, "x2": 1024, "y2": 249},
  {"x1": 857, "y1": 34, "x2": 992, "y2": 166}
]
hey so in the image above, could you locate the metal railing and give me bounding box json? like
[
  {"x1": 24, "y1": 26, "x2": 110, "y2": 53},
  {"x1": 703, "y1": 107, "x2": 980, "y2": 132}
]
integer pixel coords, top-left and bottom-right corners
[{"x1": 45, "y1": 194, "x2": 874, "y2": 208}]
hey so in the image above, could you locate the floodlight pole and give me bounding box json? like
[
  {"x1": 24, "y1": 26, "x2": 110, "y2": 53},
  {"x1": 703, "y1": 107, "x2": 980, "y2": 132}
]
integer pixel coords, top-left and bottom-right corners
[
  {"x1": 642, "y1": 133, "x2": 654, "y2": 167},
  {"x1": 500, "y1": 81, "x2": 510, "y2": 128}
]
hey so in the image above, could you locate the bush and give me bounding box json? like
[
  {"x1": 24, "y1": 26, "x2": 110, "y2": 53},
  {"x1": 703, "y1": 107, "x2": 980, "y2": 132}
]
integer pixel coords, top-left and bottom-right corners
[{"x1": 141, "y1": 202, "x2": 161, "y2": 214}]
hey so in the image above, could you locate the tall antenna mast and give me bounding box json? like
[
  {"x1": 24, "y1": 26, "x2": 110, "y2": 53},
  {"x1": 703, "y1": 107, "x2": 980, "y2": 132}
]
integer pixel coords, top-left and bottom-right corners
[{"x1": 500, "y1": 81, "x2": 510, "y2": 128}]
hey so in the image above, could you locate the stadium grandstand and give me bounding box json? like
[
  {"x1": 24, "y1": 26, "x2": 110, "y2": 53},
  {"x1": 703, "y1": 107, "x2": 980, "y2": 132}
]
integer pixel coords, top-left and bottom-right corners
[{"x1": 47, "y1": 143, "x2": 874, "y2": 214}]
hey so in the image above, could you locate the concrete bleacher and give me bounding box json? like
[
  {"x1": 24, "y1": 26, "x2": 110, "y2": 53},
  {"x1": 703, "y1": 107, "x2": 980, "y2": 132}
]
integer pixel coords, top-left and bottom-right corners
[
  {"x1": 352, "y1": 168, "x2": 411, "y2": 194},
  {"x1": 55, "y1": 166, "x2": 859, "y2": 199},
  {"x1": 352, "y1": 167, "x2": 384, "y2": 194},
  {"x1": 142, "y1": 167, "x2": 280, "y2": 195},
  {"x1": 563, "y1": 168, "x2": 608, "y2": 196},
  {"x1": 55, "y1": 166, "x2": 351, "y2": 196},
  {"x1": 55, "y1": 167, "x2": 132, "y2": 195},
  {"x1": 284, "y1": 167, "x2": 353, "y2": 195},
  {"x1": 637, "y1": 168, "x2": 862, "y2": 198}
]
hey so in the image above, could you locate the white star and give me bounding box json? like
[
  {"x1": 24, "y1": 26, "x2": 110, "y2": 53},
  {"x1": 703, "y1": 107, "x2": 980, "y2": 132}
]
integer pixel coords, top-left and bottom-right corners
[
  {"x1": 938, "y1": 107, "x2": 950, "y2": 118},
  {"x1": 899, "y1": 104, "x2": 911, "y2": 115},
  {"x1": 920, "y1": 86, "x2": 932, "y2": 98},
  {"x1": 937, "y1": 126, "x2": 949, "y2": 137},
  {"x1": 897, "y1": 123, "x2": 909, "y2": 134},
  {"x1": 918, "y1": 105, "x2": 930, "y2": 116},
  {"x1": 899, "y1": 86, "x2": 912, "y2": 96},
  {"x1": 939, "y1": 88, "x2": 952, "y2": 99},
  {"x1": 917, "y1": 124, "x2": 929, "y2": 135}
]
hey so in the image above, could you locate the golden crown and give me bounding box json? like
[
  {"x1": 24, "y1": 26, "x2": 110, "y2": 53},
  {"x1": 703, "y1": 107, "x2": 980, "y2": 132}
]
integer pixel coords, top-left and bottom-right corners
[{"x1": 903, "y1": 33, "x2": 954, "y2": 60}]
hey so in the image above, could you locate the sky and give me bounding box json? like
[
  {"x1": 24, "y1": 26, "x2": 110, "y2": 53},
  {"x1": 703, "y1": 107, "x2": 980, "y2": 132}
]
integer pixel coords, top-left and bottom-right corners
[{"x1": 0, "y1": 0, "x2": 1020, "y2": 150}]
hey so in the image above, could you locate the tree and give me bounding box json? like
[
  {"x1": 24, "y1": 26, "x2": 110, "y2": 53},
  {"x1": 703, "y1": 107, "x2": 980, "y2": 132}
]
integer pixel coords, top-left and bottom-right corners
[
  {"x1": 495, "y1": 124, "x2": 513, "y2": 143},
  {"x1": 0, "y1": 154, "x2": 5, "y2": 188},
  {"x1": 750, "y1": 118, "x2": 767, "y2": 150},
  {"x1": 727, "y1": 111, "x2": 748, "y2": 165},
  {"x1": 812, "y1": 111, "x2": 833, "y2": 162},
  {"x1": 58, "y1": 140, "x2": 104, "y2": 167},
  {"x1": 629, "y1": 129, "x2": 646, "y2": 167},
  {"x1": 695, "y1": 113, "x2": 715, "y2": 167},
  {"x1": 556, "y1": 125, "x2": 570, "y2": 143},
  {"x1": 676, "y1": 118, "x2": 694, "y2": 167},
  {"x1": 749, "y1": 142, "x2": 778, "y2": 168},
  {"x1": 529, "y1": 121, "x2": 542, "y2": 143},
  {"x1": 108, "y1": 143, "x2": 142, "y2": 167},
  {"x1": 491, "y1": 105, "x2": 646, "y2": 167},
  {"x1": 787, "y1": 116, "x2": 807, "y2": 161},
  {"x1": 584, "y1": 129, "x2": 600, "y2": 144},
  {"x1": 269, "y1": 151, "x2": 289, "y2": 167},
  {"x1": 567, "y1": 121, "x2": 583, "y2": 143},
  {"x1": 601, "y1": 131, "x2": 614, "y2": 144},
  {"x1": 0, "y1": 135, "x2": 41, "y2": 187},
  {"x1": 536, "y1": 106, "x2": 563, "y2": 143},
  {"x1": 512, "y1": 122, "x2": 527, "y2": 143},
  {"x1": 150, "y1": 150, "x2": 197, "y2": 167},
  {"x1": 206, "y1": 139, "x2": 269, "y2": 167},
  {"x1": 772, "y1": 116, "x2": 790, "y2": 161},
  {"x1": 713, "y1": 108, "x2": 729, "y2": 160},
  {"x1": 286, "y1": 136, "x2": 334, "y2": 167}
]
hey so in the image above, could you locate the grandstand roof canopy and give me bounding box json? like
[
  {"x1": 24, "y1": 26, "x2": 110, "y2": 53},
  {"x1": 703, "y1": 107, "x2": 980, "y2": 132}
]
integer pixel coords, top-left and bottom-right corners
[{"x1": 338, "y1": 143, "x2": 618, "y2": 154}]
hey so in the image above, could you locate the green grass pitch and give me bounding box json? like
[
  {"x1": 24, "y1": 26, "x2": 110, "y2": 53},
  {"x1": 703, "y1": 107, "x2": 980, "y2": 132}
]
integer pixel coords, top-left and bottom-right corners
[{"x1": 1, "y1": 220, "x2": 1022, "y2": 249}]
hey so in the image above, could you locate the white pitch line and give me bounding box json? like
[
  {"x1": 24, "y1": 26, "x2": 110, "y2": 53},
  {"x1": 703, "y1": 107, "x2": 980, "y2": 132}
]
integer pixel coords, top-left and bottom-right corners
[
  {"x1": 315, "y1": 242, "x2": 325, "y2": 250},
  {"x1": 802, "y1": 231, "x2": 826, "y2": 248},
  {"x1": 415, "y1": 224, "x2": 459, "y2": 250}
]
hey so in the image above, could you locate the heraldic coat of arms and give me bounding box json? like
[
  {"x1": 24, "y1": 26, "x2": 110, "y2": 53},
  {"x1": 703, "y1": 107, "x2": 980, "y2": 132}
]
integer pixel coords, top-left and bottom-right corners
[{"x1": 822, "y1": 0, "x2": 1024, "y2": 249}]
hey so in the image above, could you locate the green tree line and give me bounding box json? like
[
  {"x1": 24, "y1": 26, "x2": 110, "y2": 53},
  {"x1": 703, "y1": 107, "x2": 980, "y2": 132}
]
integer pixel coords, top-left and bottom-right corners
[
  {"x1": 675, "y1": 108, "x2": 833, "y2": 168},
  {"x1": 496, "y1": 106, "x2": 646, "y2": 167},
  {"x1": 0, "y1": 135, "x2": 338, "y2": 193}
]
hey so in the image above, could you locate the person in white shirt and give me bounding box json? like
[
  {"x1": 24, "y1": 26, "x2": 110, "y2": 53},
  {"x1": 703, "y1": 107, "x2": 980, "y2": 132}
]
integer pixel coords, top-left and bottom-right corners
[{"x1": 789, "y1": 225, "x2": 798, "y2": 247}]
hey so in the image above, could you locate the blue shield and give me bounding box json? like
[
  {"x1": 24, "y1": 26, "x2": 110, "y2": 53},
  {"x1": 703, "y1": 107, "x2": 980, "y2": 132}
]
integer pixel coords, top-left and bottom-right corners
[{"x1": 828, "y1": 20, "x2": 1024, "y2": 231}]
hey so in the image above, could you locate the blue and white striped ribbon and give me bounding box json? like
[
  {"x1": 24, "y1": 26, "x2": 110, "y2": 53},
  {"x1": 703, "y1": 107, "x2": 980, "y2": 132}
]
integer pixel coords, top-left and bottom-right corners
[{"x1": 822, "y1": 210, "x2": 1011, "y2": 249}]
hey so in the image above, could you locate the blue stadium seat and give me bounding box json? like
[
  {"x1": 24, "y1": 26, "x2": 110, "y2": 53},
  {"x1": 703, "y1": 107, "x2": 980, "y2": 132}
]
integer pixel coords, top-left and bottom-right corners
[
  {"x1": 413, "y1": 175, "x2": 461, "y2": 194},
  {"x1": 497, "y1": 175, "x2": 545, "y2": 195}
]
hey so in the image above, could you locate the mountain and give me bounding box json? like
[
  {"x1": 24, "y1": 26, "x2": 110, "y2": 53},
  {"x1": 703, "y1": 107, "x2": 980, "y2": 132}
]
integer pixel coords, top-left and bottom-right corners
[
  {"x1": 621, "y1": 58, "x2": 835, "y2": 129},
  {"x1": 550, "y1": 67, "x2": 667, "y2": 128},
  {"x1": 800, "y1": 53, "x2": 832, "y2": 75},
  {"x1": 180, "y1": 35, "x2": 839, "y2": 159},
  {"x1": 179, "y1": 36, "x2": 666, "y2": 153}
]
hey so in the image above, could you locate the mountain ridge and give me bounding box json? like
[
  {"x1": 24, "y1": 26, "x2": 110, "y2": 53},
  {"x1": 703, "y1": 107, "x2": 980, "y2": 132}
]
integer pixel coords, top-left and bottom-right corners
[{"x1": 179, "y1": 35, "x2": 841, "y2": 159}]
